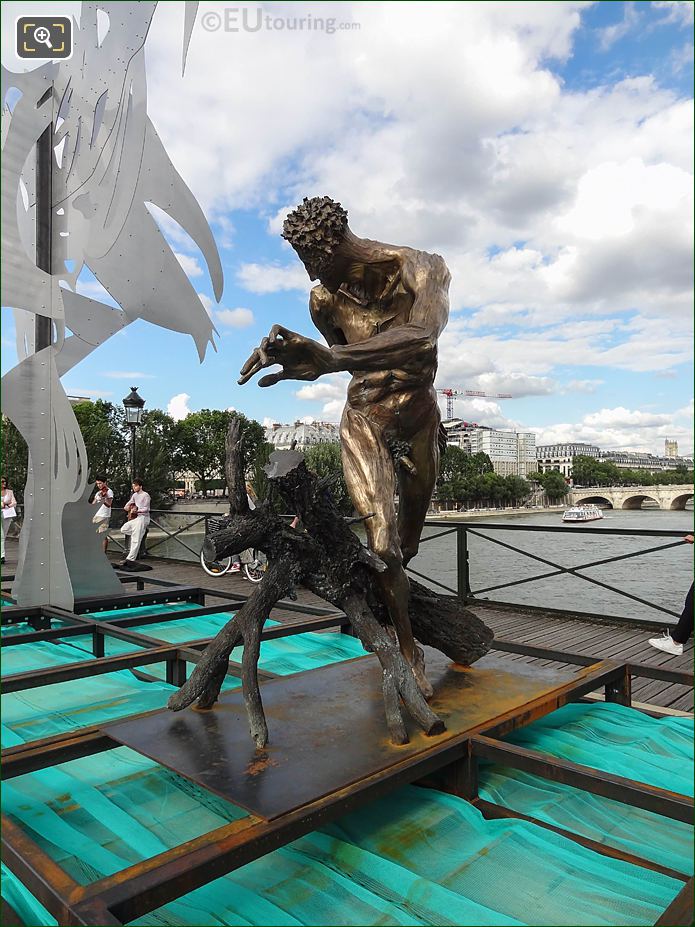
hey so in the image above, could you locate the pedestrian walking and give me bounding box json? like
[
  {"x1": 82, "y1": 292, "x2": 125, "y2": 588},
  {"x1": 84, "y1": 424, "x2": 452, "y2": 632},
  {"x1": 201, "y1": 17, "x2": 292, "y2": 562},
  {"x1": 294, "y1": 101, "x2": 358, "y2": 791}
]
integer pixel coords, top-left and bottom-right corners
[
  {"x1": 91, "y1": 475, "x2": 113, "y2": 554},
  {"x1": 1, "y1": 477, "x2": 17, "y2": 564},
  {"x1": 119, "y1": 478, "x2": 151, "y2": 570},
  {"x1": 649, "y1": 534, "x2": 694, "y2": 656}
]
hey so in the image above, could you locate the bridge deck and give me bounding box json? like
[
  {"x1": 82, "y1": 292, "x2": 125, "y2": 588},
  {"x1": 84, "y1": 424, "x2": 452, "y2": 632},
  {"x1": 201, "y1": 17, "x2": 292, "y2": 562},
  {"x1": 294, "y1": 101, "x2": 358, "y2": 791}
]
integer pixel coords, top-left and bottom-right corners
[{"x1": 2, "y1": 542, "x2": 692, "y2": 712}]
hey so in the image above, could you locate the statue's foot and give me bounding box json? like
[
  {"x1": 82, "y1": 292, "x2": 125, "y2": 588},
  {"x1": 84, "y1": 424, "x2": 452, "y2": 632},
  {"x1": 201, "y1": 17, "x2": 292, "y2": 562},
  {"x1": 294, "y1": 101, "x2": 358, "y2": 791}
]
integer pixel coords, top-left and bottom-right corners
[{"x1": 412, "y1": 645, "x2": 434, "y2": 699}]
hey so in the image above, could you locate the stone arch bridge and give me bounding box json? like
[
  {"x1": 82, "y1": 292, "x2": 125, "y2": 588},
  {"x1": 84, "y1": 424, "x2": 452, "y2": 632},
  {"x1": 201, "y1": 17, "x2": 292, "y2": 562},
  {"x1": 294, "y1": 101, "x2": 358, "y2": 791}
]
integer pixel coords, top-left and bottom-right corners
[{"x1": 568, "y1": 485, "x2": 693, "y2": 510}]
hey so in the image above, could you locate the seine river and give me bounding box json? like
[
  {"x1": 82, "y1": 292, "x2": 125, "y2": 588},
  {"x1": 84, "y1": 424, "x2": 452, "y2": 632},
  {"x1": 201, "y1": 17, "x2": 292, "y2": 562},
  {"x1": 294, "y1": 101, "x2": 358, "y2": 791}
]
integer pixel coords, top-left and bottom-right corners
[
  {"x1": 154, "y1": 503, "x2": 693, "y2": 625},
  {"x1": 409, "y1": 508, "x2": 694, "y2": 624}
]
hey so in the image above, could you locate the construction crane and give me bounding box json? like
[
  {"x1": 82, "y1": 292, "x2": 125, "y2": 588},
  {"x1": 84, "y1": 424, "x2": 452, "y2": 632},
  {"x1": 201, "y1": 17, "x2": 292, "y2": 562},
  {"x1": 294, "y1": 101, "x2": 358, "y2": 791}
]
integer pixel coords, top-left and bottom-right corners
[{"x1": 436, "y1": 388, "x2": 513, "y2": 421}]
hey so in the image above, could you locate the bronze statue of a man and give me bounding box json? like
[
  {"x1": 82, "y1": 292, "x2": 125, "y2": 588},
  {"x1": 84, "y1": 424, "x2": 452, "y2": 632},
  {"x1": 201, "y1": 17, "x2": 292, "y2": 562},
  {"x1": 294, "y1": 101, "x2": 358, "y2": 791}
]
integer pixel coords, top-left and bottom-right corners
[{"x1": 240, "y1": 196, "x2": 450, "y2": 696}]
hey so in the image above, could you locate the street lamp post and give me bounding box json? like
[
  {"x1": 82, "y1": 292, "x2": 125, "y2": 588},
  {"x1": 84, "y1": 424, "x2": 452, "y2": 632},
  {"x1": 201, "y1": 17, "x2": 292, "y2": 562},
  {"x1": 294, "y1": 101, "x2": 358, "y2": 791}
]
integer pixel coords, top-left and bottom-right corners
[{"x1": 122, "y1": 387, "x2": 146, "y2": 483}]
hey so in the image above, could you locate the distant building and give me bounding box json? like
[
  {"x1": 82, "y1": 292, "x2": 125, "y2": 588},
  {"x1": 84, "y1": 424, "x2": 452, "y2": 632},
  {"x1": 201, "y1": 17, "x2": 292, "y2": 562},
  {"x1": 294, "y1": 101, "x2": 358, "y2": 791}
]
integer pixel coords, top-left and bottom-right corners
[
  {"x1": 265, "y1": 420, "x2": 340, "y2": 451},
  {"x1": 444, "y1": 421, "x2": 537, "y2": 477},
  {"x1": 68, "y1": 395, "x2": 93, "y2": 406},
  {"x1": 599, "y1": 450, "x2": 688, "y2": 473},
  {"x1": 536, "y1": 443, "x2": 600, "y2": 479},
  {"x1": 665, "y1": 439, "x2": 679, "y2": 458}
]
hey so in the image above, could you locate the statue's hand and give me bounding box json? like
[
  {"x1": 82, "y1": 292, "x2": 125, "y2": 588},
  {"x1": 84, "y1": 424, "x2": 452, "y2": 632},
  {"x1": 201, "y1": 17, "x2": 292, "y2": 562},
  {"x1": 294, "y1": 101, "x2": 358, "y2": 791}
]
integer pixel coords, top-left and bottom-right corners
[{"x1": 238, "y1": 325, "x2": 334, "y2": 387}]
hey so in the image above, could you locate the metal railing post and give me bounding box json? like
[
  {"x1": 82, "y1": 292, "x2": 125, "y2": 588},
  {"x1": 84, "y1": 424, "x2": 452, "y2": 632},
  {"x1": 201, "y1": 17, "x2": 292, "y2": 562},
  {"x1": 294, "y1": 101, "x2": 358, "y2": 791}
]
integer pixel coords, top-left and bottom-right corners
[
  {"x1": 456, "y1": 526, "x2": 470, "y2": 602},
  {"x1": 605, "y1": 666, "x2": 632, "y2": 706}
]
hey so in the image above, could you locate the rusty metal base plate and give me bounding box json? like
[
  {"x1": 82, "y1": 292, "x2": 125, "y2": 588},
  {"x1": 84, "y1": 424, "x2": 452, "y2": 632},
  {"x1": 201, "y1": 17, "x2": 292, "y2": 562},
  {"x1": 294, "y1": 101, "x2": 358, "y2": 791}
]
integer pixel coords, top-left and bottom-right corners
[{"x1": 105, "y1": 651, "x2": 580, "y2": 820}]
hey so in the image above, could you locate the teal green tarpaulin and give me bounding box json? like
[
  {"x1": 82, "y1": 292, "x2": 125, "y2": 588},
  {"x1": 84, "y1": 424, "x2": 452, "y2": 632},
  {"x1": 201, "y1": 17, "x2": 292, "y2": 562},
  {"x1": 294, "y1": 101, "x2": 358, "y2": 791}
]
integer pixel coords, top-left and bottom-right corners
[{"x1": 2, "y1": 605, "x2": 691, "y2": 925}]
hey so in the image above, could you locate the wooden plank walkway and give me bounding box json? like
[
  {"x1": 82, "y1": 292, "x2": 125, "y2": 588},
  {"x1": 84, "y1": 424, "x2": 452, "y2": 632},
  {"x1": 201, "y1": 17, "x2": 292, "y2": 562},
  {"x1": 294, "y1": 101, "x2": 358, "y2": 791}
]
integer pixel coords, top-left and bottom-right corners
[{"x1": 2, "y1": 542, "x2": 692, "y2": 712}]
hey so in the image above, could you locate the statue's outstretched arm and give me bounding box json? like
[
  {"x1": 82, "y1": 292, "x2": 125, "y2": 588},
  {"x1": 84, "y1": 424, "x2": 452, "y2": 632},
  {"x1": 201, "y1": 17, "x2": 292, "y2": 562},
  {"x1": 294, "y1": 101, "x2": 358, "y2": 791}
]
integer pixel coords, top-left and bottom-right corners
[{"x1": 239, "y1": 254, "x2": 450, "y2": 385}]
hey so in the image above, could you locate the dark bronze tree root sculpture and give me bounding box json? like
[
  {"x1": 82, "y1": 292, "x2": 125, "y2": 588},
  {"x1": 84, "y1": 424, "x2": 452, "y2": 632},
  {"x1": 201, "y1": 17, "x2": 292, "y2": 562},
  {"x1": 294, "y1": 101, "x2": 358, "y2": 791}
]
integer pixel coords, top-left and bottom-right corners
[{"x1": 168, "y1": 421, "x2": 493, "y2": 747}]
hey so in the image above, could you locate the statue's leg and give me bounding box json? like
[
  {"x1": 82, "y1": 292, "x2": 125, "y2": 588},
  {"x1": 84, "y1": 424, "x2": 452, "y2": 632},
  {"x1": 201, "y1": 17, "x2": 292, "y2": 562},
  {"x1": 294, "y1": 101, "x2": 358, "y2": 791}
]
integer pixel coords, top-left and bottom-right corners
[
  {"x1": 396, "y1": 415, "x2": 441, "y2": 695},
  {"x1": 340, "y1": 407, "x2": 430, "y2": 696},
  {"x1": 398, "y1": 415, "x2": 441, "y2": 567}
]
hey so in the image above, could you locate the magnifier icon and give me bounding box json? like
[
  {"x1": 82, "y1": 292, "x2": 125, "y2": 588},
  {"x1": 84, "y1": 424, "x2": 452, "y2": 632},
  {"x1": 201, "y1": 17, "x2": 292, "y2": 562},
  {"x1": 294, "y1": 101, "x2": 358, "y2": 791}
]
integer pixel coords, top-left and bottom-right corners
[{"x1": 33, "y1": 26, "x2": 53, "y2": 49}]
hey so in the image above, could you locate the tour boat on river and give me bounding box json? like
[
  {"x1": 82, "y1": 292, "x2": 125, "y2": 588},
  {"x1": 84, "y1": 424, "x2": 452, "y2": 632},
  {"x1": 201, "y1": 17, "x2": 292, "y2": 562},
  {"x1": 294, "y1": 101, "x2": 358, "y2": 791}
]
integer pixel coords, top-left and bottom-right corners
[{"x1": 562, "y1": 504, "x2": 604, "y2": 523}]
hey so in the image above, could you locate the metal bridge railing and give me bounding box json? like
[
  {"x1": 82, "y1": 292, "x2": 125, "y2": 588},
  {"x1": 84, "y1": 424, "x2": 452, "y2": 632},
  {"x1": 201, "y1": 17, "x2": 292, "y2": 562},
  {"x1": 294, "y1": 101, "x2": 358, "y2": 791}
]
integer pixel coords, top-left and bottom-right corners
[
  {"x1": 107, "y1": 509, "x2": 296, "y2": 563},
  {"x1": 413, "y1": 521, "x2": 691, "y2": 625},
  {"x1": 6, "y1": 506, "x2": 689, "y2": 625}
]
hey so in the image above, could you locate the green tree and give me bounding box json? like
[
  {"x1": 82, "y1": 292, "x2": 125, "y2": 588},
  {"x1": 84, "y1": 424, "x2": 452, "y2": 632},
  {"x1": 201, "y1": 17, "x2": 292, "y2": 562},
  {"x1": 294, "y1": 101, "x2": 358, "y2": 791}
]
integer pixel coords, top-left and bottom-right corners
[
  {"x1": 438, "y1": 446, "x2": 470, "y2": 486},
  {"x1": 133, "y1": 409, "x2": 178, "y2": 505},
  {"x1": 173, "y1": 410, "x2": 266, "y2": 498},
  {"x1": 1, "y1": 416, "x2": 28, "y2": 502},
  {"x1": 230, "y1": 412, "x2": 266, "y2": 479},
  {"x1": 72, "y1": 400, "x2": 129, "y2": 496},
  {"x1": 437, "y1": 446, "x2": 495, "y2": 505},
  {"x1": 535, "y1": 470, "x2": 570, "y2": 502},
  {"x1": 505, "y1": 475, "x2": 532, "y2": 506},
  {"x1": 570, "y1": 455, "x2": 603, "y2": 486},
  {"x1": 304, "y1": 442, "x2": 353, "y2": 515},
  {"x1": 172, "y1": 409, "x2": 229, "y2": 497}
]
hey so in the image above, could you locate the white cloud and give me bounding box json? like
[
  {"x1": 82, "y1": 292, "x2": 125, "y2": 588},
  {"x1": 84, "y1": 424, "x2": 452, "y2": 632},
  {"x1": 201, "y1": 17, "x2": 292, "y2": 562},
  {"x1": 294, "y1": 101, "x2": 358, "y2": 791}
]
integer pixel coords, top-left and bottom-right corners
[
  {"x1": 584, "y1": 406, "x2": 671, "y2": 429},
  {"x1": 236, "y1": 262, "x2": 311, "y2": 294},
  {"x1": 596, "y1": 1, "x2": 640, "y2": 51},
  {"x1": 564, "y1": 379, "x2": 605, "y2": 394},
  {"x1": 174, "y1": 252, "x2": 203, "y2": 277},
  {"x1": 167, "y1": 392, "x2": 191, "y2": 420},
  {"x1": 217, "y1": 307, "x2": 255, "y2": 328},
  {"x1": 533, "y1": 404, "x2": 694, "y2": 455},
  {"x1": 104, "y1": 371, "x2": 156, "y2": 380},
  {"x1": 296, "y1": 375, "x2": 350, "y2": 402},
  {"x1": 127, "y1": 4, "x2": 692, "y2": 388},
  {"x1": 3, "y1": 3, "x2": 691, "y2": 447},
  {"x1": 651, "y1": 1, "x2": 695, "y2": 27},
  {"x1": 465, "y1": 373, "x2": 556, "y2": 398},
  {"x1": 321, "y1": 399, "x2": 345, "y2": 421}
]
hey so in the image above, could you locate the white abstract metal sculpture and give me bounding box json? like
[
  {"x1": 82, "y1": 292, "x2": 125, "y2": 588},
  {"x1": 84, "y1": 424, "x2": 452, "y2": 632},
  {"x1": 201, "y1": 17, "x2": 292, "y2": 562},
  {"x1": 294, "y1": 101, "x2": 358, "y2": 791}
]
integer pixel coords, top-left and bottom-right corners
[{"x1": 1, "y1": 2, "x2": 222, "y2": 608}]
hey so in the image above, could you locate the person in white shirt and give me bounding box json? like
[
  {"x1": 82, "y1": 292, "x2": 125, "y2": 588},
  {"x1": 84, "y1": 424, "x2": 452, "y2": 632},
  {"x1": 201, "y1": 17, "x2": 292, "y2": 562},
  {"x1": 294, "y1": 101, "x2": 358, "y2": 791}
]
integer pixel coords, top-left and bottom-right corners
[
  {"x1": 91, "y1": 476, "x2": 114, "y2": 554},
  {"x1": 120, "y1": 477, "x2": 151, "y2": 568},
  {"x1": 1, "y1": 477, "x2": 18, "y2": 564}
]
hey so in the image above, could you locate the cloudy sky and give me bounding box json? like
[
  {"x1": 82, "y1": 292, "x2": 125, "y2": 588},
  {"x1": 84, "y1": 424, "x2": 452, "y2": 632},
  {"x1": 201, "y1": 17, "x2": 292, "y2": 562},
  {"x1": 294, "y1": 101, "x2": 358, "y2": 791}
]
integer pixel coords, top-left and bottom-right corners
[{"x1": 2, "y1": 1, "x2": 693, "y2": 454}]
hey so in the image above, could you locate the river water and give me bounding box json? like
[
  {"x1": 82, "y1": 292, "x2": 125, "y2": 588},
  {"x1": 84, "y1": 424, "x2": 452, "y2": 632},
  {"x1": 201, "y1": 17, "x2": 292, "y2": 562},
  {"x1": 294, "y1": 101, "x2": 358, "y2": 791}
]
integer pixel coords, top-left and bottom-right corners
[
  {"x1": 150, "y1": 504, "x2": 693, "y2": 625},
  {"x1": 408, "y1": 508, "x2": 694, "y2": 624}
]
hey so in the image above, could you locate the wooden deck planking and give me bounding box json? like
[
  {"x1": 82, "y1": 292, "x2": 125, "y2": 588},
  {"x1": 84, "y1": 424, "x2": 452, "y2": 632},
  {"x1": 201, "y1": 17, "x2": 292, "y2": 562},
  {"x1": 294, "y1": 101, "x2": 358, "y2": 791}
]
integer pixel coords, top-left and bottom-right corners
[{"x1": 472, "y1": 603, "x2": 692, "y2": 711}]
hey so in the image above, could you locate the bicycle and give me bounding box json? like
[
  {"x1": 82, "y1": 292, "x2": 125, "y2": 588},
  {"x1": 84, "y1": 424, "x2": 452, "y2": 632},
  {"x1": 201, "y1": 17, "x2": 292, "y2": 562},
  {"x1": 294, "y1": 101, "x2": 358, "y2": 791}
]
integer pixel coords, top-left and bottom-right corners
[
  {"x1": 200, "y1": 514, "x2": 268, "y2": 582},
  {"x1": 240, "y1": 548, "x2": 268, "y2": 583}
]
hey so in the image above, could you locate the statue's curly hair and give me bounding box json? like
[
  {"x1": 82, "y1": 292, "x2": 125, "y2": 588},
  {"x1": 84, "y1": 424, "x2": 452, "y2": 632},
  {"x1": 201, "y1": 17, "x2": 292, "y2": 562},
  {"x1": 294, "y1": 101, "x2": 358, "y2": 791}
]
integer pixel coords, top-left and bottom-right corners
[{"x1": 282, "y1": 196, "x2": 348, "y2": 279}]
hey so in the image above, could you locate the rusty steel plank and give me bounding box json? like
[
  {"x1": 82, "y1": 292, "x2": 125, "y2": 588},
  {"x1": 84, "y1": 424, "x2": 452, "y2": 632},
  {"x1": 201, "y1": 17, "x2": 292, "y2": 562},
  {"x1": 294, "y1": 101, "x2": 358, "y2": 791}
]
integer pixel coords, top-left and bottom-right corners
[
  {"x1": 479, "y1": 660, "x2": 626, "y2": 739},
  {"x1": 73, "y1": 587, "x2": 204, "y2": 614},
  {"x1": 1, "y1": 899, "x2": 26, "y2": 927},
  {"x1": 1, "y1": 816, "x2": 84, "y2": 924},
  {"x1": 104, "y1": 651, "x2": 585, "y2": 820},
  {"x1": 2, "y1": 731, "x2": 118, "y2": 779},
  {"x1": 471, "y1": 735, "x2": 693, "y2": 823},
  {"x1": 626, "y1": 662, "x2": 694, "y2": 687},
  {"x1": 654, "y1": 878, "x2": 695, "y2": 926},
  {"x1": 2, "y1": 643, "x2": 182, "y2": 693}
]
